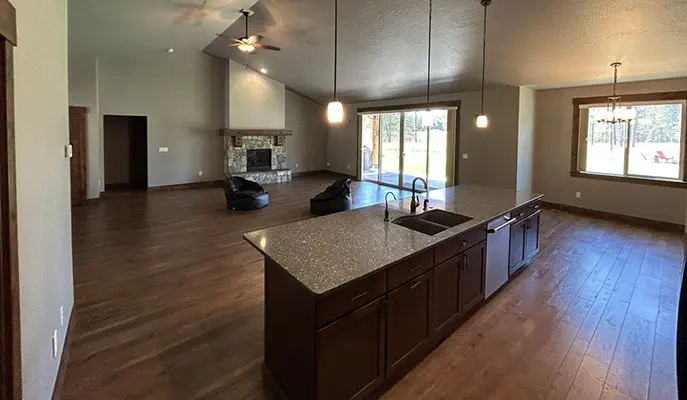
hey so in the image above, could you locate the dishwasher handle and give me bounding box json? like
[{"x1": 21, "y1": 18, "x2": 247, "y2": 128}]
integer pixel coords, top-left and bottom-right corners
[{"x1": 487, "y1": 217, "x2": 516, "y2": 234}]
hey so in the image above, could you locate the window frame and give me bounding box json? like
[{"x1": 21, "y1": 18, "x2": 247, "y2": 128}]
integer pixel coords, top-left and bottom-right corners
[{"x1": 571, "y1": 91, "x2": 687, "y2": 189}]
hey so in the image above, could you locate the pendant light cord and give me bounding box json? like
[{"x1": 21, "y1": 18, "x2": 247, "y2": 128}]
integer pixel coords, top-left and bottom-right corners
[
  {"x1": 333, "y1": 0, "x2": 338, "y2": 101},
  {"x1": 480, "y1": 1, "x2": 489, "y2": 114},
  {"x1": 426, "y1": 0, "x2": 432, "y2": 110}
]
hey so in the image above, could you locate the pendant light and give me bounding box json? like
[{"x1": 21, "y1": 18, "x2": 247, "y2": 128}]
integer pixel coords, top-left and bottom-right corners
[
  {"x1": 421, "y1": 0, "x2": 434, "y2": 128},
  {"x1": 327, "y1": 0, "x2": 344, "y2": 123},
  {"x1": 476, "y1": 0, "x2": 491, "y2": 129}
]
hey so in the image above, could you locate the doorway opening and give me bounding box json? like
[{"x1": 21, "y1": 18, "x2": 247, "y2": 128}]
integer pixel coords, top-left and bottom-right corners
[
  {"x1": 103, "y1": 115, "x2": 148, "y2": 191},
  {"x1": 359, "y1": 103, "x2": 459, "y2": 190}
]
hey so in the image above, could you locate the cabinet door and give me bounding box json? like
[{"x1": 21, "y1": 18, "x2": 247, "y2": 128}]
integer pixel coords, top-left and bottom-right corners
[
  {"x1": 386, "y1": 271, "x2": 432, "y2": 377},
  {"x1": 524, "y1": 213, "x2": 540, "y2": 260},
  {"x1": 432, "y1": 256, "x2": 460, "y2": 335},
  {"x1": 460, "y1": 242, "x2": 486, "y2": 315},
  {"x1": 317, "y1": 298, "x2": 385, "y2": 400},
  {"x1": 509, "y1": 220, "x2": 526, "y2": 270}
]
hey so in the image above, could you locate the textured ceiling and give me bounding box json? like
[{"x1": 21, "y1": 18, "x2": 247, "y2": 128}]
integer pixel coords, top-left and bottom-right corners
[
  {"x1": 69, "y1": 0, "x2": 259, "y2": 56},
  {"x1": 204, "y1": 0, "x2": 687, "y2": 103}
]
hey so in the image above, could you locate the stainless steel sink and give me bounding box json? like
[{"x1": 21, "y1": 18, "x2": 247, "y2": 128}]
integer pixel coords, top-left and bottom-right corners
[{"x1": 392, "y1": 210, "x2": 474, "y2": 236}]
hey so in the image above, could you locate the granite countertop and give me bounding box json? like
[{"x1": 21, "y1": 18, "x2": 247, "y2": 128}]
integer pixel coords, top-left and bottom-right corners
[{"x1": 243, "y1": 184, "x2": 543, "y2": 295}]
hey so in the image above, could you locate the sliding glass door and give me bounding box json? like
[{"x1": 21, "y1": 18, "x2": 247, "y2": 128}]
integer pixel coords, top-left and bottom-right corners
[{"x1": 361, "y1": 109, "x2": 449, "y2": 190}]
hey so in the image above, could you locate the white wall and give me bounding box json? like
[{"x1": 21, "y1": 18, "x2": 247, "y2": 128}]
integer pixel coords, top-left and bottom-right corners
[
  {"x1": 516, "y1": 86, "x2": 536, "y2": 192},
  {"x1": 14, "y1": 0, "x2": 74, "y2": 399},
  {"x1": 327, "y1": 87, "x2": 522, "y2": 189},
  {"x1": 228, "y1": 60, "x2": 285, "y2": 129},
  {"x1": 534, "y1": 78, "x2": 687, "y2": 224},
  {"x1": 285, "y1": 90, "x2": 327, "y2": 173},
  {"x1": 96, "y1": 51, "x2": 226, "y2": 188}
]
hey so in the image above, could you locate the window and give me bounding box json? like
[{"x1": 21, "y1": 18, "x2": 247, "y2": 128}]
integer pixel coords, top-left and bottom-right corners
[{"x1": 572, "y1": 92, "x2": 687, "y2": 188}]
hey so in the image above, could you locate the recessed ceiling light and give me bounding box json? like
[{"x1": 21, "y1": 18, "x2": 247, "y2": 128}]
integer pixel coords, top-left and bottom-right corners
[
  {"x1": 165, "y1": 48, "x2": 174, "y2": 53},
  {"x1": 260, "y1": 68, "x2": 267, "y2": 74}
]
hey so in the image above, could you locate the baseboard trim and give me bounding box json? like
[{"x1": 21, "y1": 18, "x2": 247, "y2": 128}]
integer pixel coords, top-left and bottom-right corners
[
  {"x1": 147, "y1": 180, "x2": 223, "y2": 192},
  {"x1": 291, "y1": 170, "x2": 358, "y2": 180},
  {"x1": 104, "y1": 183, "x2": 131, "y2": 191},
  {"x1": 541, "y1": 201, "x2": 685, "y2": 233},
  {"x1": 51, "y1": 310, "x2": 74, "y2": 400}
]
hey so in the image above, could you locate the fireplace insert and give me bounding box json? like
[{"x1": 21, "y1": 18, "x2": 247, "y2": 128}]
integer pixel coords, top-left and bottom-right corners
[{"x1": 247, "y1": 149, "x2": 272, "y2": 172}]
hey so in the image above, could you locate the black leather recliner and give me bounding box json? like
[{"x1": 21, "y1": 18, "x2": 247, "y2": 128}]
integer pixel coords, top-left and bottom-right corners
[
  {"x1": 224, "y1": 176, "x2": 270, "y2": 211},
  {"x1": 310, "y1": 179, "x2": 352, "y2": 216}
]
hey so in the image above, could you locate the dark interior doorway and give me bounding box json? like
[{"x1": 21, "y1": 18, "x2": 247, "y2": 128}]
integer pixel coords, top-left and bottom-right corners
[{"x1": 103, "y1": 115, "x2": 148, "y2": 191}]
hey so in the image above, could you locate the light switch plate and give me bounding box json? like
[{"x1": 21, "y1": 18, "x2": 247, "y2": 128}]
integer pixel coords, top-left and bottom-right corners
[
  {"x1": 462, "y1": 153, "x2": 468, "y2": 159},
  {"x1": 158, "y1": 147, "x2": 169, "y2": 153},
  {"x1": 65, "y1": 144, "x2": 73, "y2": 158},
  {"x1": 52, "y1": 330, "x2": 58, "y2": 359}
]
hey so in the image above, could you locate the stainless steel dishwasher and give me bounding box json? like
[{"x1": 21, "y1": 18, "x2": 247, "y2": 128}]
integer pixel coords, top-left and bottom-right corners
[{"x1": 485, "y1": 212, "x2": 515, "y2": 299}]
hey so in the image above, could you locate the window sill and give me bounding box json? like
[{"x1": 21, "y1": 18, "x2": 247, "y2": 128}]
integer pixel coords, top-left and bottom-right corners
[{"x1": 570, "y1": 171, "x2": 687, "y2": 189}]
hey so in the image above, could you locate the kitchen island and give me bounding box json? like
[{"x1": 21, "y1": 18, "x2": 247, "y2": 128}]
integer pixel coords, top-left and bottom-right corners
[{"x1": 244, "y1": 184, "x2": 543, "y2": 400}]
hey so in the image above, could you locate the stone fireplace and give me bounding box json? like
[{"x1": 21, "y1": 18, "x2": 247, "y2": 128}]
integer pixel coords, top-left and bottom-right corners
[{"x1": 220, "y1": 129, "x2": 293, "y2": 184}]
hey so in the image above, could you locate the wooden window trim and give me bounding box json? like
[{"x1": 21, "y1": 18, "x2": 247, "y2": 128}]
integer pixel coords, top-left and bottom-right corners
[{"x1": 571, "y1": 91, "x2": 687, "y2": 189}]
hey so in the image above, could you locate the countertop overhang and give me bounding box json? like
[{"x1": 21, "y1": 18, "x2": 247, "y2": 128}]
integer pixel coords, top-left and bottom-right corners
[{"x1": 243, "y1": 184, "x2": 543, "y2": 295}]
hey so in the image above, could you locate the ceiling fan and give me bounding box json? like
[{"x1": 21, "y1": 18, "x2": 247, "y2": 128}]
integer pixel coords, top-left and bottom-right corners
[{"x1": 218, "y1": 9, "x2": 281, "y2": 53}]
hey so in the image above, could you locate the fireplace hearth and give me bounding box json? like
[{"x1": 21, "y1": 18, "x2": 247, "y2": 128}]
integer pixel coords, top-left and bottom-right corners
[{"x1": 247, "y1": 149, "x2": 272, "y2": 171}]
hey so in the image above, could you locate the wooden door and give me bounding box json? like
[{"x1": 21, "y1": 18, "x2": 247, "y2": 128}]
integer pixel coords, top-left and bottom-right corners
[
  {"x1": 386, "y1": 270, "x2": 432, "y2": 377},
  {"x1": 68, "y1": 107, "x2": 87, "y2": 205},
  {"x1": 459, "y1": 242, "x2": 486, "y2": 315},
  {"x1": 0, "y1": 2, "x2": 19, "y2": 399},
  {"x1": 509, "y1": 220, "x2": 526, "y2": 271},
  {"x1": 316, "y1": 298, "x2": 385, "y2": 400},
  {"x1": 525, "y1": 213, "x2": 541, "y2": 260},
  {"x1": 432, "y1": 256, "x2": 460, "y2": 335}
]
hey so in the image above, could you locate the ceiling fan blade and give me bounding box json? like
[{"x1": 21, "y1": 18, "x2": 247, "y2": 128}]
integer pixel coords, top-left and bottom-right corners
[
  {"x1": 229, "y1": 43, "x2": 241, "y2": 47},
  {"x1": 257, "y1": 44, "x2": 281, "y2": 51}
]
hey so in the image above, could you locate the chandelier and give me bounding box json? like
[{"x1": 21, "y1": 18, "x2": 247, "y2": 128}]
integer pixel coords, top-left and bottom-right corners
[{"x1": 597, "y1": 62, "x2": 636, "y2": 124}]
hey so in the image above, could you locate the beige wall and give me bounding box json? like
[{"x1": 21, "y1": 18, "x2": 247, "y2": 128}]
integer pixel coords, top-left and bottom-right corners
[
  {"x1": 228, "y1": 60, "x2": 285, "y2": 130},
  {"x1": 516, "y1": 87, "x2": 536, "y2": 192},
  {"x1": 14, "y1": 0, "x2": 75, "y2": 399},
  {"x1": 285, "y1": 90, "x2": 327, "y2": 173},
  {"x1": 534, "y1": 78, "x2": 687, "y2": 224},
  {"x1": 104, "y1": 116, "x2": 131, "y2": 185},
  {"x1": 327, "y1": 87, "x2": 522, "y2": 189}
]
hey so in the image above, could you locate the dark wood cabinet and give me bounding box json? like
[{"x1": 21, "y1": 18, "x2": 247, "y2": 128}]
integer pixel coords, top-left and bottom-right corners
[
  {"x1": 432, "y1": 256, "x2": 460, "y2": 335},
  {"x1": 509, "y1": 219, "x2": 526, "y2": 272},
  {"x1": 386, "y1": 271, "x2": 432, "y2": 377},
  {"x1": 459, "y1": 242, "x2": 486, "y2": 314},
  {"x1": 317, "y1": 298, "x2": 386, "y2": 400},
  {"x1": 525, "y1": 213, "x2": 540, "y2": 260}
]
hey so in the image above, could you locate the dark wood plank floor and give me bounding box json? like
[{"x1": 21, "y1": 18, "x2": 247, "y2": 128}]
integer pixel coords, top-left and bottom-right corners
[{"x1": 62, "y1": 174, "x2": 684, "y2": 400}]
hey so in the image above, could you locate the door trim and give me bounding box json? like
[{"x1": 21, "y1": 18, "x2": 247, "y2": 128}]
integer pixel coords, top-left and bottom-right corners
[{"x1": 0, "y1": 1, "x2": 20, "y2": 398}]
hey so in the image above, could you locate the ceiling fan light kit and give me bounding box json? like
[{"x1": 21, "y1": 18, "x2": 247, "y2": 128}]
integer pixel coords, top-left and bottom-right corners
[
  {"x1": 328, "y1": 0, "x2": 344, "y2": 123},
  {"x1": 222, "y1": 9, "x2": 280, "y2": 54},
  {"x1": 477, "y1": 0, "x2": 491, "y2": 129}
]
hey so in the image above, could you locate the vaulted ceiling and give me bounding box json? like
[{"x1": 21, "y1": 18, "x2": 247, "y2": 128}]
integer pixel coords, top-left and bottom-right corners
[{"x1": 204, "y1": 0, "x2": 687, "y2": 103}]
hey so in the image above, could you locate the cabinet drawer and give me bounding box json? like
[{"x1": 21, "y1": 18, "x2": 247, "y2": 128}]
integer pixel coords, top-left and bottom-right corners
[
  {"x1": 434, "y1": 227, "x2": 487, "y2": 265},
  {"x1": 514, "y1": 201, "x2": 541, "y2": 220},
  {"x1": 388, "y1": 250, "x2": 434, "y2": 291},
  {"x1": 316, "y1": 271, "x2": 386, "y2": 327}
]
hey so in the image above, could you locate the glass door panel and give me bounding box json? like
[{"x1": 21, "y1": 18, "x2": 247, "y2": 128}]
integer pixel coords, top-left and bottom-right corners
[
  {"x1": 380, "y1": 113, "x2": 401, "y2": 186},
  {"x1": 361, "y1": 114, "x2": 379, "y2": 182},
  {"x1": 428, "y1": 110, "x2": 448, "y2": 188},
  {"x1": 402, "y1": 111, "x2": 428, "y2": 189}
]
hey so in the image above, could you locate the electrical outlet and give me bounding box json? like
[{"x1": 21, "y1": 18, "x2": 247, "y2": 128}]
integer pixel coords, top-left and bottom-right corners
[
  {"x1": 462, "y1": 153, "x2": 469, "y2": 159},
  {"x1": 98, "y1": 180, "x2": 102, "y2": 190},
  {"x1": 158, "y1": 147, "x2": 169, "y2": 153},
  {"x1": 346, "y1": 165, "x2": 350, "y2": 170},
  {"x1": 52, "y1": 330, "x2": 58, "y2": 359},
  {"x1": 326, "y1": 161, "x2": 331, "y2": 167},
  {"x1": 295, "y1": 163, "x2": 299, "y2": 168},
  {"x1": 198, "y1": 171, "x2": 203, "y2": 177},
  {"x1": 64, "y1": 144, "x2": 73, "y2": 159},
  {"x1": 60, "y1": 306, "x2": 64, "y2": 327},
  {"x1": 576, "y1": 192, "x2": 582, "y2": 199}
]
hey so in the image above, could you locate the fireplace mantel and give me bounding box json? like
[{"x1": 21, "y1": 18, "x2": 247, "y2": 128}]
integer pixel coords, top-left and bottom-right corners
[{"x1": 218, "y1": 129, "x2": 293, "y2": 137}]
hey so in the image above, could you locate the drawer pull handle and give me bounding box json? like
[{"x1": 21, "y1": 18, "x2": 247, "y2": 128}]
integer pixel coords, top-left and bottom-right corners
[
  {"x1": 350, "y1": 292, "x2": 368, "y2": 301},
  {"x1": 461, "y1": 240, "x2": 469, "y2": 247},
  {"x1": 409, "y1": 265, "x2": 424, "y2": 273},
  {"x1": 409, "y1": 281, "x2": 423, "y2": 290},
  {"x1": 533, "y1": 204, "x2": 541, "y2": 210}
]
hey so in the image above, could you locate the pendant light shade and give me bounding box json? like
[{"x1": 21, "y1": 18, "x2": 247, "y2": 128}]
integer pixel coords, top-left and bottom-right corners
[
  {"x1": 476, "y1": 0, "x2": 491, "y2": 129},
  {"x1": 328, "y1": 101, "x2": 344, "y2": 123},
  {"x1": 327, "y1": 0, "x2": 343, "y2": 123}
]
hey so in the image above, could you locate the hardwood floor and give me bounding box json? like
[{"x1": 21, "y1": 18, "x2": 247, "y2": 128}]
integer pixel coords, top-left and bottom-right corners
[{"x1": 62, "y1": 174, "x2": 684, "y2": 400}]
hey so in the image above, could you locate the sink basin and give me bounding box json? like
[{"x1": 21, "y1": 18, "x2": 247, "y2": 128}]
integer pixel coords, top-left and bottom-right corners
[
  {"x1": 417, "y1": 209, "x2": 473, "y2": 227},
  {"x1": 392, "y1": 210, "x2": 473, "y2": 236},
  {"x1": 392, "y1": 216, "x2": 448, "y2": 236}
]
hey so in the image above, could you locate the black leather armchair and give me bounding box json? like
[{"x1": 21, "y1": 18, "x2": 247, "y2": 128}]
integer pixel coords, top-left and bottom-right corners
[
  {"x1": 310, "y1": 179, "x2": 352, "y2": 216},
  {"x1": 224, "y1": 176, "x2": 270, "y2": 211}
]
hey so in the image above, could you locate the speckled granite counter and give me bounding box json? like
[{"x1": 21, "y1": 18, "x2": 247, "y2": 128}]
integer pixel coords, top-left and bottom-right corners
[{"x1": 243, "y1": 184, "x2": 543, "y2": 295}]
